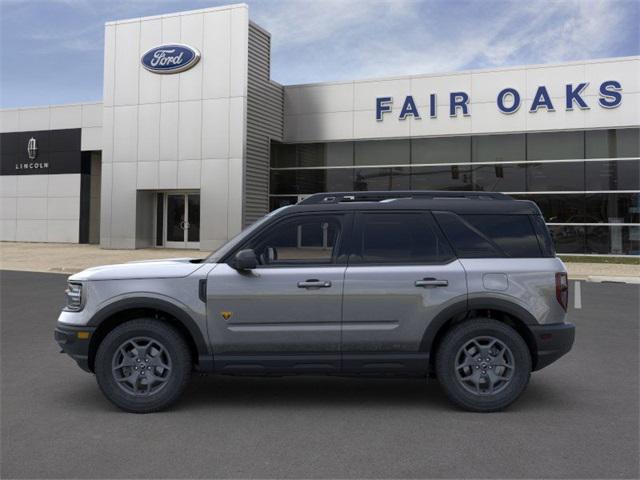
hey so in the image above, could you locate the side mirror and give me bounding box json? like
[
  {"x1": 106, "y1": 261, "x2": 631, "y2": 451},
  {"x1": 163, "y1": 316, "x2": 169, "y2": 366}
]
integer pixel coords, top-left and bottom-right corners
[{"x1": 233, "y1": 249, "x2": 258, "y2": 270}]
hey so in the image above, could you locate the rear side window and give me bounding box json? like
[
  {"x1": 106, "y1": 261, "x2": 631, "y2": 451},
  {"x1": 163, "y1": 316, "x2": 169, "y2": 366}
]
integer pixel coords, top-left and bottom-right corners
[
  {"x1": 354, "y1": 212, "x2": 454, "y2": 264},
  {"x1": 433, "y1": 212, "x2": 502, "y2": 258},
  {"x1": 530, "y1": 214, "x2": 556, "y2": 257},
  {"x1": 461, "y1": 214, "x2": 542, "y2": 258},
  {"x1": 434, "y1": 211, "x2": 543, "y2": 258}
]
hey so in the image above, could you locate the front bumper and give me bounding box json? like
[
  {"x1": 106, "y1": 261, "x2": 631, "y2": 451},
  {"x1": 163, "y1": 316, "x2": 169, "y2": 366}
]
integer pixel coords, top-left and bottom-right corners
[
  {"x1": 530, "y1": 322, "x2": 576, "y2": 371},
  {"x1": 54, "y1": 324, "x2": 96, "y2": 372}
]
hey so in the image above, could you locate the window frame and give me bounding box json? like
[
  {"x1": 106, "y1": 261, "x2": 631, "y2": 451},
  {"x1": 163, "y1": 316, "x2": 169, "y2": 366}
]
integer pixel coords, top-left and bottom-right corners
[
  {"x1": 225, "y1": 212, "x2": 353, "y2": 269},
  {"x1": 349, "y1": 210, "x2": 457, "y2": 266}
]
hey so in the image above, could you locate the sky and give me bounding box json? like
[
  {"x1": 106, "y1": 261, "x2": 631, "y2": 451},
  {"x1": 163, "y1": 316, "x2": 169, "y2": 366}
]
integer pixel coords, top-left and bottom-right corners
[{"x1": 0, "y1": 0, "x2": 638, "y2": 108}]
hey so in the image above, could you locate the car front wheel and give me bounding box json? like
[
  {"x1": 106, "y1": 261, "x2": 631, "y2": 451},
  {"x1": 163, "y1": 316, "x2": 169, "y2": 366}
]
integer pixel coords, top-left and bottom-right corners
[
  {"x1": 95, "y1": 319, "x2": 192, "y2": 413},
  {"x1": 435, "y1": 318, "x2": 531, "y2": 412}
]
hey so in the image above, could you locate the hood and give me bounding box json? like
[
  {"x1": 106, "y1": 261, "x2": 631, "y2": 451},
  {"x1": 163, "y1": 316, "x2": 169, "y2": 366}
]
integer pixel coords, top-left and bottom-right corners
[{"x1": 69, "y1": 258, "x2": 206, "y2": 281}]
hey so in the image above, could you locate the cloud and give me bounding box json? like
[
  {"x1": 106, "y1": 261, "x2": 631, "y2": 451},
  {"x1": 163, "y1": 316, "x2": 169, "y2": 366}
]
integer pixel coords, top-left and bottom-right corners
[
  {"x1": 0, "y1": 0, "x2": 637, "y2": 107},
  {"x1": 254, "y1": 0, "x2": 637, "y2": 84},
  {"x1": 25, "y1": 24, "x2": 103, "y2": 53}
]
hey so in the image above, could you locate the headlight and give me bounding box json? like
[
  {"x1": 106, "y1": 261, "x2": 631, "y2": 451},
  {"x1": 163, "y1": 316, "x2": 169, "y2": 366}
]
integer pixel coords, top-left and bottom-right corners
[{"x1": 64, "y1": 282, "x2": 83, "y2": 311}]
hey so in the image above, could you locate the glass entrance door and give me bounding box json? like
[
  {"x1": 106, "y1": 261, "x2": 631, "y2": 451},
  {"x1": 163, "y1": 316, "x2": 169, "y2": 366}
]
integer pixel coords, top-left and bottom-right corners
[{"x1": 164, "y1": 193, "x2": 200, "y2": 249}]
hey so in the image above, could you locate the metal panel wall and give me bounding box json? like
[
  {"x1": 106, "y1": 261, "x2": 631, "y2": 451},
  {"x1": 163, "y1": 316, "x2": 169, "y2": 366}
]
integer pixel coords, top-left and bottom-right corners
[{"x1": 244, "y1": 23, "x2": 284, "y2": 226}]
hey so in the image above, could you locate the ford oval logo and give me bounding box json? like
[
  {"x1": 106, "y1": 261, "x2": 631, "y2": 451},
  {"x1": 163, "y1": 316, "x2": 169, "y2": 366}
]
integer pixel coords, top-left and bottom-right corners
[{"x1": 141, "y1": 44, "x2": 201, "y2": 74}]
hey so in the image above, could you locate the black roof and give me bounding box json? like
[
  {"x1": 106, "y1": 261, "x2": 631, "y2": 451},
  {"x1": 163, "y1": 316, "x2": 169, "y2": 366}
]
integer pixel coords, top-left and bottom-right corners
[{"x1": 278, "y1": 191, "x2": 541, "y2": 216}]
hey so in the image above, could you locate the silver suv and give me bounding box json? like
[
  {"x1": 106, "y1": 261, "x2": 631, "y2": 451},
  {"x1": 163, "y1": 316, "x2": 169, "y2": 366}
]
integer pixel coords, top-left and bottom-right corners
[{"x1": 55, "y1": 191, "x2": 575, "y2": 413}]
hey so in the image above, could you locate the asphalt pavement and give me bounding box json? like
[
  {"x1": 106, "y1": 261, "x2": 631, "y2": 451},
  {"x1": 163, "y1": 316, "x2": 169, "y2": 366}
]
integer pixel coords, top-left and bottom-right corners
[{"x1": 1, "y1": 270, "x2": 638, "y2": 479}]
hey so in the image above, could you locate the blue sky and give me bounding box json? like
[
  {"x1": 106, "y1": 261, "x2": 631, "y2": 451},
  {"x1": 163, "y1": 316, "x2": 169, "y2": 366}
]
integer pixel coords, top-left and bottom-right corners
[{"x1": 1, "y1": 0, "x2": 638, "y2": 108}]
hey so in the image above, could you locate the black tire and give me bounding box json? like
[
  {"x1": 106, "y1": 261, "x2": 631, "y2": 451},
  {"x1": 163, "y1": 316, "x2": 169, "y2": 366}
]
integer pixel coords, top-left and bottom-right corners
[
  {"x1": 95, "y1": 319, "x2": 192, "y2": 413},
  {"x1": 435, "y1": 318, "x2": 531, "y2": 412}
]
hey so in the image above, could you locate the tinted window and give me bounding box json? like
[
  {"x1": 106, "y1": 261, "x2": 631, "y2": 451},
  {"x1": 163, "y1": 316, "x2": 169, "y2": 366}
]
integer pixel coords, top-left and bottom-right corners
[
  {"x1": 530, "y1": 214, "x2": 556, "y2": 257},
  {"x1": 549, "y1": 225, "x2": 586, "y2": 254},
  {"x1": 270, "y1": 169, "x2": 354, "y2": 195},
  {"x1": 355, "y1": 139, "x2": 410, "y2": 166},
  {"x1": 472, "y1": 134, "x2": 525, "y2": 162},
  {"x1": 585, "y1": 128, "x2": 640, "y2": 158},
  {"x1": 434, "y1": 212, "x2": 501, "y2": 258},
  {"x1": 412, "y1": 137, "x2": 471, "y2": 164},
  {"x1": 269, "y1": 196, "x2": 298, "y2": 211},
  {"x1": 461, "y1": 215, "x2": 542, "y2": 258},
  {"x1": 271, "y1": 142, "x2": 354, "y2": 168},
  {"x1": 585, "y1": 226, "x2": 640, "y2": 255},
  {"x1": 471, "y1": 164, "x2": 526, "y2": 192},
  {"x1": 585, "y1": 160, "x2": 640, "y2": 191},
  {"x1": 511, "y1": 194, "x2": 586, "y2": 223},
  {"x1": 356, "y1": 213, "x2": 454, "y2": 264},
  {"x1": 585, "y1": 192, "x2": 640, "y2": 224},
  {"x1": 411, "y1": 165, "x2": 473, "y2": 190},
  {"x1": 527, "y1": 161, "x2": 585, "y2": 191},
  {"x1": 251, "y1": 216, "x2": 342, "y2": 265},
  {"x1": 354, "y1": 167, "x2": 410, "y2": 191},
  {"x1": 527, "y1": 131, "x2": 584, "y2": 160},
  {"x1": 270, "y1": 142, "x2": 296, "y2": 168}
]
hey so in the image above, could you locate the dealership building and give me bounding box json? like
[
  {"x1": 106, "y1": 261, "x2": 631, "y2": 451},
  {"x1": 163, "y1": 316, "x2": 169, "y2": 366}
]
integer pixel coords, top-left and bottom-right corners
[{"x1": 1, "y1": 3, "x2": 638, "y2": 254}]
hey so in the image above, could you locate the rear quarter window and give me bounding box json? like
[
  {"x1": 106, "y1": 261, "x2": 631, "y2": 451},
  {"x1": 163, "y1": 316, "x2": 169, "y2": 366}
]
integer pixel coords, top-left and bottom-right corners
[
  {"x1": 433, "y1": 212, "x2": 502, "y2": 258},
  {"x1": 461, "y1": 214, "x2": 542, "y2": 258},
  {"x1": 434, "y1": 212, "x2": 544, "y2": 258}
]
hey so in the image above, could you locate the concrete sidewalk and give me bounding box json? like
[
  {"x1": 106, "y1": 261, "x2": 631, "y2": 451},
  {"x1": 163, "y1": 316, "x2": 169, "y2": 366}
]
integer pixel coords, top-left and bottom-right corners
[
  {"x1": 0, "y1": 242, "x2": 203, "y2": 274},
  {"x1": 1, "y1": 241, "x2": 639, "y2": 280}
]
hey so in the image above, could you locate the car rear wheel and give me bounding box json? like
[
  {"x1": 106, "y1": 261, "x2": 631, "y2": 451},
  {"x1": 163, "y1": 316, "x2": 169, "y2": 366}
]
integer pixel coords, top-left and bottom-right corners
[
  {"x1": 95, "y1": 319, "x2": 192, "y2": 413},
  {"x1": 435, "y1": 318, "x2": 531, "y2": 412}
]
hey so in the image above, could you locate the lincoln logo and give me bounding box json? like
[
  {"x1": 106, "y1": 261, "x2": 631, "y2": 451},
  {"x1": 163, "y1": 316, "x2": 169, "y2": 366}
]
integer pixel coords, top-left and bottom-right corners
[
  {"x1": 141, "y1": 44, "x2": 200, "y2": 74},
  {"x1": 16, "y1": 136, "x2": 48, "y2": 170},
  {"x1": 27, "y1": 137, "x2": 38, "y2": 160}
]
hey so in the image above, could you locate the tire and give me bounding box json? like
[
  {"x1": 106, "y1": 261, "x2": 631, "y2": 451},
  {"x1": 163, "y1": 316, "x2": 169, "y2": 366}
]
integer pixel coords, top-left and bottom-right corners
[
  {"x1": 435, "y1": 318, "x2": 531, "y2": 412},
  {"x1": 95, "y1": 319, "x2": 192, "y2": 413}
]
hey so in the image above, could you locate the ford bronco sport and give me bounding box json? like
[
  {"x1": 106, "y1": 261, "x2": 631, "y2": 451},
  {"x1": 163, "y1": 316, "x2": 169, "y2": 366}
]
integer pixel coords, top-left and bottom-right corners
[{"x1": 55, "y1": 191, "x2": 575, "y2": 413}]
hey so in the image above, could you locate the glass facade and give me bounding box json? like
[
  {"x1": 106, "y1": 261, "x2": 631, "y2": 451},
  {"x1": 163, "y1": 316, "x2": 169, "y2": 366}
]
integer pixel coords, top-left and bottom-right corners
[{"x1": 270, "y1": 128, "x2": 640, "y2": 255}]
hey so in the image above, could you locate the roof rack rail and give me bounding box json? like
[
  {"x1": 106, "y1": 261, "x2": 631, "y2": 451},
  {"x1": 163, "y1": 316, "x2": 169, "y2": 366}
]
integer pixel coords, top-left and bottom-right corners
[{"x1": 298, "y1": 191, "x2": 510, "y2": 205}]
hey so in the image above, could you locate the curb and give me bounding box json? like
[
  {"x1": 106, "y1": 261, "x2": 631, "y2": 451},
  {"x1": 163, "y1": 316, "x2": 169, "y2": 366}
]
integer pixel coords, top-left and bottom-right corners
[{"x1": 586, "y1": 275, "x2": 640, "y2": 284}]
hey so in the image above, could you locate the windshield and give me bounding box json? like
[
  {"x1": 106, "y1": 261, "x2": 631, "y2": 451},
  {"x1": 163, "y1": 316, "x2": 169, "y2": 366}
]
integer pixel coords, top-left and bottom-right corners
[{"x1": 205, "y1": 206, "x2": 292, "y2": 263}]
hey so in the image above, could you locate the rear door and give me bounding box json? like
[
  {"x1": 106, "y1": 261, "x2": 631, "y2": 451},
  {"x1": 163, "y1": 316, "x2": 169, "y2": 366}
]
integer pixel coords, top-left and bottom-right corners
[{"x1": 341, "y1": 211, "x2": 467, "y2": 373}]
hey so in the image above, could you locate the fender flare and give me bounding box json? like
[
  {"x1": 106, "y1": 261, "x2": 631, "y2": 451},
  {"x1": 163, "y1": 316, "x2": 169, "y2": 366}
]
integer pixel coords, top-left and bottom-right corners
[
  {"x1": 88, "y1": 297, "x2": 212, "y2": 371},
  {"x1": 419, "y1": 297, "x2": 538, "y2": 353},
  {"x1": 467, "y1": 297, "x2": 538, "y2": 325}
]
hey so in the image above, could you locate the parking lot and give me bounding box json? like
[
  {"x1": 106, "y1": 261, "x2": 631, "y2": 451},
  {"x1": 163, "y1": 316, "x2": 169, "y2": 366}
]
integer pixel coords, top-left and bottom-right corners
[{"x1": 1, "y1": 270, "x2": 638, "y2": 479}]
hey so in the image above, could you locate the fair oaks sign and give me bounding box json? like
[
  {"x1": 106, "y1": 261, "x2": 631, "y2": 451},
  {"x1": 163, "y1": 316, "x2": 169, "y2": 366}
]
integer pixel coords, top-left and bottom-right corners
[
  {"x1": 141, "y1": 44, "x2": 201, "y2": 74},
  {"x1": 375, "y1": 80, "x2": 623, "y2": 121}
]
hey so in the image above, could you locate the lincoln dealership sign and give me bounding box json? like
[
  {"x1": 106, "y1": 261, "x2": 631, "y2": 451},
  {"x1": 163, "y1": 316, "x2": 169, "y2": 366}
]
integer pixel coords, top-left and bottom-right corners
[
  {"x1": 376, "y1": 80, "x2": 623, "y2": 120},
  {"x1": 141, "y1": 44, "x2": 201, "y2": 74},
  {"x1": 17, "y1": 136, "x2": 48, "y2": 170}
]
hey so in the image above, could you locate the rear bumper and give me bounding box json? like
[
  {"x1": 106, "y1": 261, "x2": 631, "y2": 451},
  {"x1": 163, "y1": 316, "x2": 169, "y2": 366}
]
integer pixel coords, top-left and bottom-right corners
[
  {"x1": 54, "y1": 324, "x2": 96, "y2": 373},
  {"x1": 530, "y1": 322, "x2": 575, "y2": 371}
]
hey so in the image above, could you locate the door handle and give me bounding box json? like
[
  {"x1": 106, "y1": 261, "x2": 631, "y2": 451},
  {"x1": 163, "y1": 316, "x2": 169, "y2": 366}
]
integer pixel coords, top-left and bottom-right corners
[
  {"x1": 415, "y1": 278, "x2": 448, "y2": 288},
  {"x1": 297, "y1": 279, "x2": 332, "y2": 289}
]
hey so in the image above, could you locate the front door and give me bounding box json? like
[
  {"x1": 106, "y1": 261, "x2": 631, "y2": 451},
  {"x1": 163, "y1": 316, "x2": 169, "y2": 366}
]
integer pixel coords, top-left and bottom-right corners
[
  {"x1": 341, "y1": 211, "x2": 467, "y2": 374},
  {"x1": 206, "y1": 213, "x2": 350, "y2": 373},
  {"x1": 164, "y1": 193, "x2": 200, "y2": 248}
]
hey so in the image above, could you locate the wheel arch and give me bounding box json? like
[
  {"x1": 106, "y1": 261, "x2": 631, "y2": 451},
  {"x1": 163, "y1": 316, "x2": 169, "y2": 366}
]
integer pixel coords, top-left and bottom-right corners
[
  {"x1": 87, "y1": 297, "x2": 212, "y2": 373},
  {"x1": 422, "y1": 298, "x2": 539, "y2": 372}
]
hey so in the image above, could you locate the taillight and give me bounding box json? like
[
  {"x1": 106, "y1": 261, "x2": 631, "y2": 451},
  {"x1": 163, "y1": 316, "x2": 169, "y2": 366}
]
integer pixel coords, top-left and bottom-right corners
[{"x1": 555, "y1": 272, "x2": 569, "y2": 311}]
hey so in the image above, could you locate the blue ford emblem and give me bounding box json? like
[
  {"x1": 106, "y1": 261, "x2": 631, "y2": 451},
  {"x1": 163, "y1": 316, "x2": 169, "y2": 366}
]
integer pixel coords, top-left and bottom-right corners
[{"x1": 141, "y1": 44, "x2": 201, "y2": 74}]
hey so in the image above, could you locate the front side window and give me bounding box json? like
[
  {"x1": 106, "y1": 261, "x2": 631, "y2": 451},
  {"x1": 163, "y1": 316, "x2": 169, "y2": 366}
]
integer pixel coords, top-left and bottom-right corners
[
  {"x1": 355, "y1": 212, "x2": 454, "y2": 264},
  {"x1": 250, "y1": 215, "x2": 342, "y2": 266}
]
